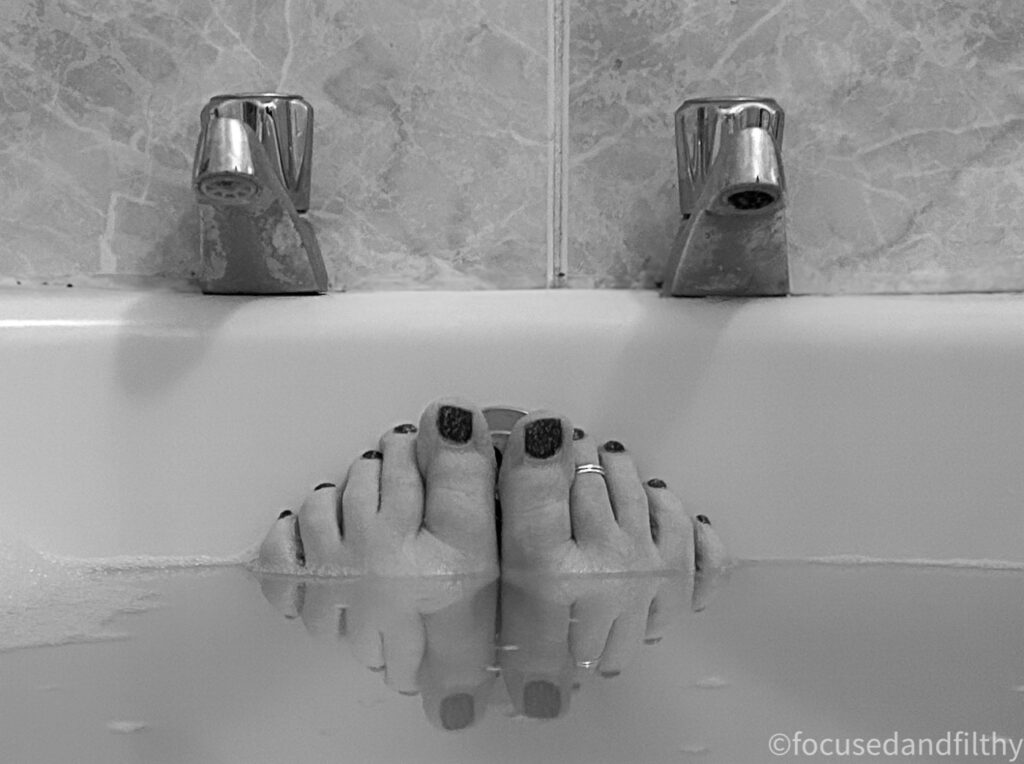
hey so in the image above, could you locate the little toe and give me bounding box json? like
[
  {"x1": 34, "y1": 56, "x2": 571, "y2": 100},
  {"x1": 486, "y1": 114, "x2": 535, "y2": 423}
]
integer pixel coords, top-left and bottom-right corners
[
  {"x1": 694, "y1": 514, "x2": 733, "y2": 572},
  {"x1": 499, "y1": 411, "x2": 576, "y2": 570},
  {"x1": 258, "y1": 575, "x2": 305, "y2": 619},
  {"x1": 569, "y1": 430, "x2": 618, "y2": 546},
  {"x1": 415, "y1": 398, "x2": 498, "y2": 558},
  {"x1": 599, "y1": 440, "x2": 655, "y2": 542},
  {"x1": 257, "y1": 510, "x2": 305, "y2": 572},
  {"x1": 643, "y1": 479, "x2": 695, "y2": 574}
]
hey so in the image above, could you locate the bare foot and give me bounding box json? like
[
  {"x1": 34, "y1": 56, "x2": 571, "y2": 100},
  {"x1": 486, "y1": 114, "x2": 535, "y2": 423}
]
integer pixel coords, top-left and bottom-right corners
[
  {"x1": 256, "y1": 398, "x2": 498, "y2": 577},
  {"x1": 499, "y1": 411, "x2": 727, "y2": 575}
]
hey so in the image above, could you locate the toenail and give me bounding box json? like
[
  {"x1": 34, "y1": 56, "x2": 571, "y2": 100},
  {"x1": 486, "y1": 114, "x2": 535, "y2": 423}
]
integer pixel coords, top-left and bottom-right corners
[
  {"x1": 602, "y1": 440, "x2": 625, "y2": 453},
  {"x1": 361, "y1": 450, "x2": 383, "y2": 460},
  {"x1": 523, "y1": 680, "x2": 561, "y2": 719},
  {"x1": 647, "y1": 478, "x2": 667, "y2": 489},
  {"x1": 278, "y1": 510, "x2": 293, "y2": 519},
  {"x1": 393, "y1": 423, "x2": 417, "y2": 434},
  {"x1": 399, "y1": 690, "x2": 419, "y2": 697},
  {"x1": 314, "y1": 482, "x2": 336, "y2": 491},
  {"x1": 524, "y1": 418, "x2": 563, "y2": 459},
  {"x1": 644, "y1": 637, "x2": 663, "y2": 645},
  {"x1": 572, "y1": 427, "x2": 586, "y2": 441},
  {"x1": 696, "y1": 514, "x2": 711, "y2": 525},
  {"x1": 437, "y1": 405, "x2": 473, "y2": 444},
  {"x1": 440, "y1": 693, "x2": 476, "y2": 731},
  {"x1": 600, "y1": 670, "x2": 622, "y2": 678}
]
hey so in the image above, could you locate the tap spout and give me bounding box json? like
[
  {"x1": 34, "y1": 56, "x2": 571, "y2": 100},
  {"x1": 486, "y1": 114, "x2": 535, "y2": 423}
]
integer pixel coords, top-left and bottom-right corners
[
  {"x1": 193, "y1": 95, "x2": 328, "y2": 295},
  {"x1": 661, "y1": 97, "x2": 788, "y2": 297}
]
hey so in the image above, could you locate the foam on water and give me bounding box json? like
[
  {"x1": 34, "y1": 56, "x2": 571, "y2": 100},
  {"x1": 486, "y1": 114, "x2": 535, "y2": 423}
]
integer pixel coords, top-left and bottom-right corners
[
  {"x1": 0, "y1": 537, "x2": 254, "y2": 653},
  {"x1": 745, "y1": 555, "x2": 1024, "y2": 571}
]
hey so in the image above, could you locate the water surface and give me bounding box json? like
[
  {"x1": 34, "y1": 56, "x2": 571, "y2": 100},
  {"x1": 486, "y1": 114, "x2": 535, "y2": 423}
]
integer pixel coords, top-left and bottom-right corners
[{"x1": 2, "y1": 563, "x2": 1020, "y2": 763}]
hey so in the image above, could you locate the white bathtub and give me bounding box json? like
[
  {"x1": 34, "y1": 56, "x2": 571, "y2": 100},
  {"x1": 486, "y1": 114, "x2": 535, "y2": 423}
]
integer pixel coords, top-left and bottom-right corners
[
  {"x1": 3, "y1": 287, "x2": 1024, "y2": 763},
  {"x1": 2, "y1": 287, "x2": 1022, "y2": 565}
]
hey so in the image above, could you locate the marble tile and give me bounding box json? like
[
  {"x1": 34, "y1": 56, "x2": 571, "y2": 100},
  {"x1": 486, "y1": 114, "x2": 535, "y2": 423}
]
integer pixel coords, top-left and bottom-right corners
[
  {"x1": 569, "y1": 0, "x2": 1024, "y2": 293},
  {"x1": 0, "y1": 0, "x2": 549, "y2": 290}
]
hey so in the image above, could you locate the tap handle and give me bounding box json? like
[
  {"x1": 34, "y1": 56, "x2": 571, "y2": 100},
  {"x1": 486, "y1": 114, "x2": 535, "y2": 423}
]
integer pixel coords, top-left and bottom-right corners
[
  {"x1": 675, "y1": 97, "x2": 784, "y2": 216},
  {"x1": 198, "y1": 93, "x2": 314, "y2": 213}
]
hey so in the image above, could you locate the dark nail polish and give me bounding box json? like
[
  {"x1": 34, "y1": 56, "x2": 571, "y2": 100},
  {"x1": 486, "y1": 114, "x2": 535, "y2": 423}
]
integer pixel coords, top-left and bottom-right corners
[
  {"x1": 523, "y1": 680, "x2": 562, "y2": 719},
  {"x1": 399, "y1": 690, "x2": 419, "y2": 697},
  {"x1": 644, "y1": 637, "x2": 663, "y2": 645},
  {"x1": 437, "y1": 405, "x2": 473, "y2": 444},
  {"x1": 440, "y1": 693, "x2": 476, "y2": 731},
  {"x1": 603, "y1": 440, "x2": 625, "y2": 453},
  {"x1": 393, "y1": 423, "x2": 417, "y2": 434},
  {"x1": 524, "y1": 418, "x2": 563, "y2": 459},
  {"x1": 278, "y1": 510, "x2": 293, "y2": 519},
  {"x1": 647, "y1": 478, "x2": 667, "y2": 489},
  {"x1": 314, "y1": 482, "x2": 336, "y2": 491},
  {"x1": 572, "y1": 427, "x2": 586, "y2": 441},
  {"x1": 696, "y1": 514, "x2": 711, "y2": 525},
  {"x1": 361, "y1": 450, "x2": 383, "y2": 460},
  {"x1": 368, "y1": 665, "x2": 385, "y2": 673},
  {"x1": 600, "y1": 670, "x2": 622, "y2": 679}
]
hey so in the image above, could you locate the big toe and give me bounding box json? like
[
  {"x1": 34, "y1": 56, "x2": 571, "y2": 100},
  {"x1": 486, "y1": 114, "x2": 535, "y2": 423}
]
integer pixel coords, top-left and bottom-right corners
[
  {"x1": 498, "y1": 411, "x2": 576, "y2": 570},
  {"x1": 413, "y1": 398, "x2": 498, "y2": 561}
]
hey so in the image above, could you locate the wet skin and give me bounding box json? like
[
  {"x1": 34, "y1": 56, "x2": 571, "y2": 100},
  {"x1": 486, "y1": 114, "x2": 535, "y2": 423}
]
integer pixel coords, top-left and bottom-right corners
[{"x1": 257, "y1": 398, "x2": 729, "y2": 578}]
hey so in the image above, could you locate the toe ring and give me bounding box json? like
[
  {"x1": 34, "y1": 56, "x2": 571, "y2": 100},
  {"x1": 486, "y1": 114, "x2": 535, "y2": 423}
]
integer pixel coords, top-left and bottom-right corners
[{"x1": 575, "y1": 463, "x2": 606, "y2": 477}]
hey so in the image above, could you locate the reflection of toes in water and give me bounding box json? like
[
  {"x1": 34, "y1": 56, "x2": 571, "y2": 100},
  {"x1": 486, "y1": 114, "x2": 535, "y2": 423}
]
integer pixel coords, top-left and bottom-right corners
[
  {"x1": 257, "y1": 575, "x2": 499, "y2": 732},
  {"x1": 256, "y1": 569, "x2": 726, "y2": 729}
]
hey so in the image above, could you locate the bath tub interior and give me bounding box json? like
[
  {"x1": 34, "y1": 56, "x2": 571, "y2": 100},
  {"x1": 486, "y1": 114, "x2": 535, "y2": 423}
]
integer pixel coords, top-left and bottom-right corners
[{"x1": 2, "y1": 287, "x2": 1023, "y2": 762}]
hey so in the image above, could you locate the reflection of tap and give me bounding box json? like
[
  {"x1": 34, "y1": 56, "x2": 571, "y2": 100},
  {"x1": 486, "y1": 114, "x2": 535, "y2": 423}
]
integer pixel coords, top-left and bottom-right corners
[
  {"x1": 661, "y1": 97, "x2": 788, "y2": 297},
  {"x1": 192, "y1": 93, "x2": 329, "y2": 294}
]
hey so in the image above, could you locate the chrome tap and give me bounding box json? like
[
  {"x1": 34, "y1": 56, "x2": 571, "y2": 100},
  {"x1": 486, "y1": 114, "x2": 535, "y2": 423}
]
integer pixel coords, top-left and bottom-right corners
[
  {"x1": 192, "y1": 94, "x2": 329, "y2": 294},
  {"x1": 661, "y1": 97, "x2": 788, "y2": 297}
]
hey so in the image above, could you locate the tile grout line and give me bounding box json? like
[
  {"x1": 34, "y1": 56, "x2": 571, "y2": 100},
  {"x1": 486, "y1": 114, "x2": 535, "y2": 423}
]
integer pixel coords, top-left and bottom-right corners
[
  {"x1": 547, "y1": 0, "x2": 570, "y2": 288},
  {"x1": 559, "y1": 0, "x2": 570, "y2": 287}
]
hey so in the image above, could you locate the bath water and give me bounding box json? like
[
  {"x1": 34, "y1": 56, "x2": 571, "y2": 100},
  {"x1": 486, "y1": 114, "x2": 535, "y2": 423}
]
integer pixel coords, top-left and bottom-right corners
[{"x1": 1, "y1": 560, "x2": 1020, "y2": 763}]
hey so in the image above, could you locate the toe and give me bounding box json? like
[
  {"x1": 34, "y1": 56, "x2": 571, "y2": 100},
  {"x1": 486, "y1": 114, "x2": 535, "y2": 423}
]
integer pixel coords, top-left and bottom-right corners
[
  {"x1": 568, "y1": 595, "x2": 619, "y2": 669},
  {"x1": 599, "y1": 440, "x2": 655, "y2": 543},
  {"x1": 378, "y1": 423, "x2": 425, "y2": 535},
  {"x1": 381, "y1": 613, "x2": 426, "y2": 696},
  {"x1": 569, "y1": 430, "x2": 618, "y2": 546},
  {"x1": 258, "y1": 575, "x2": 306, "y2": 619},
  {"x1": 340, "y1": 449, "x2": 386, "y2": 543},
  {"x1": 694, "y1": 514, "x2": 733, "y2": 571},
  {"x1": 643, "y1": 479, "x2": 695, "y2": 574},
  {"x1": 594, "y1": 598, "x2": 648, "y2": 678},
  {"x1": 257, "y1": 510, "x2": 305, "y2": 572},
  {"x1": 498, "y1": 411, "x2": 576, "y2": 570},
  {"x1": 415, "y1": 398, "x2": 497, "y2": 556},
  {"x1": 296, "y1": 483, "x2": 345, "y2": 573},
  {"x1": 499, "y1": 581, "x2": 572, "y2": 720},
  {"x1": 297, "y1": 580, "x2": 354, "y2": 638}
]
